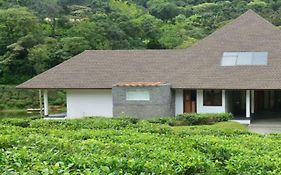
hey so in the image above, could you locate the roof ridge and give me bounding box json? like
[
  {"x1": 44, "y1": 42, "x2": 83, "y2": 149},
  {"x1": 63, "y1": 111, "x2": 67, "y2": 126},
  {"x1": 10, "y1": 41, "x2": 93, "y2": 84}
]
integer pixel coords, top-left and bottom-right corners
[
  {"x1": 84, "y1": 49, "x2": 182, "y2": 52},
  {"x1": 186, "y1": 9, "x2": 281, "y2": 51},
  {"x1": 243, "y1": 9, "x2": 281, "y2": 31}
]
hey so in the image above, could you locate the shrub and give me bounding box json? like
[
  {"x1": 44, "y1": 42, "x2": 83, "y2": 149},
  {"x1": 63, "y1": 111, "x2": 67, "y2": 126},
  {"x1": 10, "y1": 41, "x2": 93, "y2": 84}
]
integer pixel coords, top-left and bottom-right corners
[
  {"x1": 148, "y1": 117, "x2": 173, "y2": 124},
  {"x1": 0, "y1": 117, "x2": 40, "y2": 127},
  {"x1": 29, "y1": 117, "x2": 138, "y2": 130},
  {"x1": 174, "y1": 113, "x2": 233, "y2": 126},
  {"x1": 1, "y1": 117, "x2": 281, "y2": 174},
  {"x1": 0, "y1": 118, "x2": 31, "y2": 127}
]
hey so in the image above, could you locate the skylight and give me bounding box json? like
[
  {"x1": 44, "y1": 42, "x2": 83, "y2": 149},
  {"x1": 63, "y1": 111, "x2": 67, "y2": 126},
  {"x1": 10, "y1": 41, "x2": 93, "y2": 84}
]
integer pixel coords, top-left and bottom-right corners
[{"x1": 221, "y1": 52, "x2": 268, "y2": 66}]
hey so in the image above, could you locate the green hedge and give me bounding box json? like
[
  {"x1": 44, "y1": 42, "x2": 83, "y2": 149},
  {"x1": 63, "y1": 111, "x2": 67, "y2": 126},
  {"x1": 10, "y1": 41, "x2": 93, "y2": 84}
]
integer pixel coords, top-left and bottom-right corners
[
  {"x1": 150, "y1": 113, "x2": 233, "y2": 126},
  {"x1": 175, "y1": 113, "x2": 233, "y2": 125},
  {"x1": 0, "y1": 117, "x2": 281, "y2": 174}
]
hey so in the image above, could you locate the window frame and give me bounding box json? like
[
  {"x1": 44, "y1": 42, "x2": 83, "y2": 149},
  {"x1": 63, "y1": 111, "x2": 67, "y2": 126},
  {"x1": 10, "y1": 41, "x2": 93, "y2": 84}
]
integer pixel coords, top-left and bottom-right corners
[
  {"x1": 203, "y1": 90, "x2": 222, "y2": 106},
  {"x1": 126, "y1": 89, "x2": 150, "y2": 101}
]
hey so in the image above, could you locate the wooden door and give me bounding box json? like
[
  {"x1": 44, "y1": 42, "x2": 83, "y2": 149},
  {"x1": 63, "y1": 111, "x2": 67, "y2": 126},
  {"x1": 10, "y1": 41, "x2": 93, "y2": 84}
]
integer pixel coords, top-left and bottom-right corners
[{"x1": 184, "y1": 90, "x2": 196, "y2": 113}]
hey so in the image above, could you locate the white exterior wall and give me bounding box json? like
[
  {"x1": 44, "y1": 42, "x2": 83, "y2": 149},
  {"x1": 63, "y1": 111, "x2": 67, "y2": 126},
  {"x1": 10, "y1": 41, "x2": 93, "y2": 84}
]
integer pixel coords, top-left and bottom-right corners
[
  {"x1": 175, "y1": 89, "x2": 184, "y2": 115},
  {"x1": 197, "y1": 90, "x2": 226, "y2": 113},
  {"x1": 66, "y1": 89, "x2": 112, "y2": 118}
]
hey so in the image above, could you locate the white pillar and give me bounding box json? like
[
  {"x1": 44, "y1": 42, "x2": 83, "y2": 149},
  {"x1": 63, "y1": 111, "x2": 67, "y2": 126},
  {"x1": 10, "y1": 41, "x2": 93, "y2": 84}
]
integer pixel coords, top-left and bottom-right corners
[
  {"x1": 39, "y1": 90, "x2": 43, "y2": 117},
  {"x1": 43, "y1": 90, "x2": 48, "y2": 116},
  {"x1": 222, "y1": 90, "x2": 226, "y2": 112},
  {"x1": 246, "y1": 90, "x2": 251, "y2": 118},
  {"x1": 175, "y1": 89, "x2": 184, "y2": 115},
  {"x1": 251, "y1": 90, "x2": 255, "y2": 114}
]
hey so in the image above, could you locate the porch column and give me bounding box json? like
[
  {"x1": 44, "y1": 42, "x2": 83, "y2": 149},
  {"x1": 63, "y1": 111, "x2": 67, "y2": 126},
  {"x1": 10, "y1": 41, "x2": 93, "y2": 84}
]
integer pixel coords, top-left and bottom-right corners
[
  {"x1": 43, "y1": 90, "x2": 48, "y2": 116},
  {"x1": 246, "y1": 90, "x2": 251, "y2": 118},
  {"x1": 39, "y1": 90, "x2": 43, "y2": 117},
  {"x1": 251, "y1": 90, "x2": 255, "y2": 114}
]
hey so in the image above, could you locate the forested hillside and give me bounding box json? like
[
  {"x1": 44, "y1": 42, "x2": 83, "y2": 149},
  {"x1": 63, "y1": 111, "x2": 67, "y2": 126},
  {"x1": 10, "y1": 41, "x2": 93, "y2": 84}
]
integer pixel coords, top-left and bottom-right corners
[{"x1": 0, "y1": 0, "x2": 280, "y2": 84}]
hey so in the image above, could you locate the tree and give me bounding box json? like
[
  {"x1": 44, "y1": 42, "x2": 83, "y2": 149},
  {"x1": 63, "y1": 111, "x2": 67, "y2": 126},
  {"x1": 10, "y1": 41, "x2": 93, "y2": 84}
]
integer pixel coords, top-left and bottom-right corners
[
  {"x1": 61, "y1": 37, "x2": 91, "y2": 55},
  {"x1": 176, "y1": 37, "x2": 197, "y2": 49},
  {"x1": 28, "y1": 38, "x2": 69, "y2": 74},
  {"x1": 28, "y1": 44, "x2": 49, "y2": 74},
  {"x1": 0, "y1": 0, "x2": 280, "y2": 84},
  {"x1": 68, "y1": 5, "x2": 92, "y2": 18},
  {"x1": 67, "y1": 21, "x2": 111, "y2": 49},
  {"x1": 37, "y1": 0, "x2": 63, "y2": 36},
  {"x1": 0, "y1": 7, "x2": 40, "y2": 55},
  {"x1": 108, "y1": 0, "x2": 147, "y2": 48},
  {"x1": 158, "y1": 24, "x2": 186, "y2": 49},
  {"x1": 140, "y1": 14, "x2": 161, "y2": 37},
  {"x1": 0, "y1": 8, "x2": 42, "y2": 83},
  {"x1": 248, "y1": 0, "x2": 268, "y2": 9},
  {"x1": 147, "y1": 0, "x2": 180, "y2": 20},
  {"x1": 0, "y1": 34, "x2": 42, "y2": 83},
  {"x1": 91, "y1": 13, "x2": 131, "y2": 49}
]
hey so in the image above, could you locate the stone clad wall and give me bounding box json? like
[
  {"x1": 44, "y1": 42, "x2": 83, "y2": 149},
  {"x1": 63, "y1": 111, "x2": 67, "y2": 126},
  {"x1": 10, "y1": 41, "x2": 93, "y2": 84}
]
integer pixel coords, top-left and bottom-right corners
[{"x1": 112, "y1": 84, "x2": 174, "y2": 118}]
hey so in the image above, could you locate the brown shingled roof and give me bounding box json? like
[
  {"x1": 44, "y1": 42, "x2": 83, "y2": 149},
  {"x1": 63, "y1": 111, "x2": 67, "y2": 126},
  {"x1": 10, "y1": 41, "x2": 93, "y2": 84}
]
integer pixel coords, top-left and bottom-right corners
[{"x1": 17, "y1": 10, "x2": 281, "y2": 90}]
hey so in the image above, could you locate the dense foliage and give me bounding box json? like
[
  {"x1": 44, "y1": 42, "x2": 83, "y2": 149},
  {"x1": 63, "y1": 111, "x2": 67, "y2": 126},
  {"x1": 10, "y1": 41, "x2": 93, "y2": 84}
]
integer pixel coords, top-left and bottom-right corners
[
  {"x1": 0, "y1": 85, "x2": 65, "y2": 110},
  {"x1": 0, "y1": 117, "x2": 281, "y2": 174},
  {"x1": 175, "y1": 112, "x2": 233, "y2": 125},
  {"x1": 0, "y1": 0, "x2": 280, "y2": 84},
  {"x1": 149, "y1": 112, "x2": 233, "y2": 126}
]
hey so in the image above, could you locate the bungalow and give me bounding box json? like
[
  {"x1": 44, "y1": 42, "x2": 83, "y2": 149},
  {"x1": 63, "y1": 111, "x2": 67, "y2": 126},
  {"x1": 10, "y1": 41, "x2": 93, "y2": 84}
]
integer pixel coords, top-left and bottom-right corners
[{"x1": 17, "y1": 10, "x2": 281, "y2": 121}]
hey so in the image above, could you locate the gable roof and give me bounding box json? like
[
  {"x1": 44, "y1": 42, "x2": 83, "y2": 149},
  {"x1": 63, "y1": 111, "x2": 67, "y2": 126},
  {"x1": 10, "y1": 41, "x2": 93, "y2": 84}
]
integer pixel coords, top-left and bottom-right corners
[{"x1": 17, "y1": 10, "x2": 281, "y2": 90}]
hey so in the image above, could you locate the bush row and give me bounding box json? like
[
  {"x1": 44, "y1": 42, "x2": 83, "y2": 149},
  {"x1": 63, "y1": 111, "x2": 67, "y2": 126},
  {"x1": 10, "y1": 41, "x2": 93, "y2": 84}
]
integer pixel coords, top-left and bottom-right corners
[
  {"x1": 150, "y1": 113, "x2": 233, "y2": 126},
  {"x1": 0, "y1": 112, "x2": 232, "y2": 129},
  {"x1": 175, "y1": 113, "x2": 233, "y2": 125},
  {"x1": 0, "y1": 117, "x2": 281, "y2": 174}
]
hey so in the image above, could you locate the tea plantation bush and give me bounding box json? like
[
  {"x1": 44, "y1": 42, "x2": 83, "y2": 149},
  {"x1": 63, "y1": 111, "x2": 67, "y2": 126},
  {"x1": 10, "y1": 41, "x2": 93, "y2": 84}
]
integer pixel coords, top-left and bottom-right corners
[
  {"x1": 150, "y1": 113, "x2": 233, "y2": 126},
  {"x1": 175, "y1": 113, "x2": 233, "y2": 125},
  {"x1": 1, "y1": 117, "x2": 281, "y2": 174}
]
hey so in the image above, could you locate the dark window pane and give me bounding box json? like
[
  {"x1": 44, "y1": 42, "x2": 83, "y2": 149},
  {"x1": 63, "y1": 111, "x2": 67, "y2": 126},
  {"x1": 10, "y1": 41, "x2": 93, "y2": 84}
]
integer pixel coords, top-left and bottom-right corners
[{"x1": 203, "y1": 90, "x2": 222, "y2": 106}]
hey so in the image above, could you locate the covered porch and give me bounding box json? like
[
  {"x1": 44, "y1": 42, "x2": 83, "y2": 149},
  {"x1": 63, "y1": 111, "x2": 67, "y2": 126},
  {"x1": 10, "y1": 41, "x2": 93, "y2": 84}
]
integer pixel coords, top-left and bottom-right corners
[
  {"x1": 226, "y1": 90, "x2": 281, "y2": 121},
  {"x1": 42, "y1": 90, "x2": 66, "y2": 119}
]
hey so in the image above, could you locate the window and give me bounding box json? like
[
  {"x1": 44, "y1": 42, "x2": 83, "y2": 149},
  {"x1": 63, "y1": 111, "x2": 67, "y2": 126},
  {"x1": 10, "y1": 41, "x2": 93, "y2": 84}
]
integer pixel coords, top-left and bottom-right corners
[
  {"x1": 221, "y1": 52, "x2": 268, "y2": 66},
  {"x1": 126, "y1": 89, "x2": 150, "y2": 101},
  {"x1": 203, "y1": 90, "x2": 222, "y2": 106}
]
